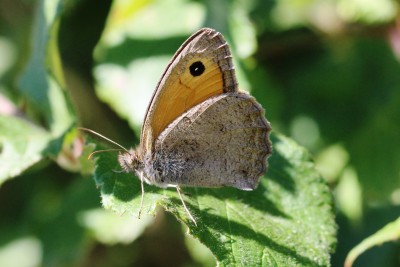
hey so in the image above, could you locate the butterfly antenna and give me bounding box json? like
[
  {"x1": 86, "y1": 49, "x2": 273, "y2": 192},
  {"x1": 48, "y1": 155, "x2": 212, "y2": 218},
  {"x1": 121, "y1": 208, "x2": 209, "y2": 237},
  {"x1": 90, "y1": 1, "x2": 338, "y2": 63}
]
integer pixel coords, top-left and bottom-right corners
[
  {"x1": 87, "y1": 149, "x2": 125, "y2": 160},
  {"x1": 176, "y1": 186, "x2": 197, "y2": 226},
  {"x1": 78, "y1": 127, "x2": 130, "y2": 153}
]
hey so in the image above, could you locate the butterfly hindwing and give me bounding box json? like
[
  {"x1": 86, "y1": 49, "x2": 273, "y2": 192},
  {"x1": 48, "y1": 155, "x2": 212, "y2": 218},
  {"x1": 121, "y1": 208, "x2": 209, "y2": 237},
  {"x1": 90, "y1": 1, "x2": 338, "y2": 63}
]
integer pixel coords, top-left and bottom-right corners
[{"x1": 149, "y1": 93, "x2": 271, "y2": 189}]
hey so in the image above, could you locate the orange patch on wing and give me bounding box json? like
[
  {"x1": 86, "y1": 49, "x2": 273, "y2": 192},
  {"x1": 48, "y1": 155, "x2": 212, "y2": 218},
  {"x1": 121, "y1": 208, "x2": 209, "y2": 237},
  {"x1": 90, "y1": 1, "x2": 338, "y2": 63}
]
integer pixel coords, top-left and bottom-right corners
[{"x1": 150, "y1": 58, "x2": 223, "y2": 143}]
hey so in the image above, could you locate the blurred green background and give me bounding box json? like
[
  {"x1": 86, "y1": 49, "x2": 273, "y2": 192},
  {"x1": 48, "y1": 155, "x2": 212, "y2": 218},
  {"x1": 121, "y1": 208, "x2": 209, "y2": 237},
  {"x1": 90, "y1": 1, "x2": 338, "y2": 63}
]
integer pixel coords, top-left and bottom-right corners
[{"x1": 1, "y1": 0, "x2": 400, "y2": 266}]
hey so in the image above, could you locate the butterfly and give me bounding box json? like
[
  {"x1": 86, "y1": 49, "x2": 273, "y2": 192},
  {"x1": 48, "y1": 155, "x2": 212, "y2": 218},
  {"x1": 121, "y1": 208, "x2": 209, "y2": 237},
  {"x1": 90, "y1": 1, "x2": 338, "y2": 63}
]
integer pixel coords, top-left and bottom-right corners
[{"x1": 83, "y1": 28, "x2": 272, "y2": 225}]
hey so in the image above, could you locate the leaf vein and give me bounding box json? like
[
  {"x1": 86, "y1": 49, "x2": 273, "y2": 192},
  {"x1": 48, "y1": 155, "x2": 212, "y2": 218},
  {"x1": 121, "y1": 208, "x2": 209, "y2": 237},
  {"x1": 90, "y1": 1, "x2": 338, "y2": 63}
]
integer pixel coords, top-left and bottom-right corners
[
  {"x1": 226, "y1": 201, "x2": 262, "y2": 266},
  {"x1": 224, "y1": 199, "x2": 237, "y2": 265}
]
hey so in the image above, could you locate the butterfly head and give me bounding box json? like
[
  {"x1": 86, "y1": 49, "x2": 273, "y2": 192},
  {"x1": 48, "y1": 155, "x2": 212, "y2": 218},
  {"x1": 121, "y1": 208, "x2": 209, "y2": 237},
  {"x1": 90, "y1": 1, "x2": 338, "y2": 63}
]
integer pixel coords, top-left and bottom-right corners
[{"x1": 118, "y1": 148, "x2": 143, "y2": 173}]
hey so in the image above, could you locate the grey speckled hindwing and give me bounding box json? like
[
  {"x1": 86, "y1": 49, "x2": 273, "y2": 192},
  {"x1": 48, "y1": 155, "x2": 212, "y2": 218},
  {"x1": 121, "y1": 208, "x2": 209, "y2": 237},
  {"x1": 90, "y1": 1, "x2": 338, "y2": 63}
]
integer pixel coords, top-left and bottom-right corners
[{"x1": 151, "y1": 92, "x2": 272, "y2": 190}]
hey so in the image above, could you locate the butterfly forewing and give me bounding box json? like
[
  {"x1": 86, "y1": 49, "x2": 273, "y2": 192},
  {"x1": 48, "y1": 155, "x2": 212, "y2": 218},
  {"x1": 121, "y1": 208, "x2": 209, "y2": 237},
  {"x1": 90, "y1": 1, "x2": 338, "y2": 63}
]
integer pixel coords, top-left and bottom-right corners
[{"x1": 140, "y1": 28, "x2": 238, "y2": 156}]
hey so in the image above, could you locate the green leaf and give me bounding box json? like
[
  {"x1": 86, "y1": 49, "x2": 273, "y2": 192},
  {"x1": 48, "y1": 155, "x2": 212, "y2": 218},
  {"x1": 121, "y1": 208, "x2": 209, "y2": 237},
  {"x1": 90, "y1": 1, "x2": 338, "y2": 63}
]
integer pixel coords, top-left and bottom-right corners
[
  {"x1": 0, "y1": 0, "x2": 77, "y2": 184},
  {"x1": 91, "y1": 133, "x2": 336, "y2": 266},
  {"x1": 18, "y1": 0, "x2": 75, "y2": 137},
  {"x1": 0, "y1": 115, "x2": 51, "y2": 185},
  {"x1": 345, "y1": 217, "x2": 400, "y2": 267}
]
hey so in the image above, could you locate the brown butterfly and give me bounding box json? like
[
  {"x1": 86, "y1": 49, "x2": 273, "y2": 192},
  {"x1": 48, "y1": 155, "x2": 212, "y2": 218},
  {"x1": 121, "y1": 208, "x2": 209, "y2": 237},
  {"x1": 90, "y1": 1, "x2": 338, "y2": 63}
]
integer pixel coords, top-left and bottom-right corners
[{"x1": 83, "y1": 28, "x2": 272, "y2": 225}]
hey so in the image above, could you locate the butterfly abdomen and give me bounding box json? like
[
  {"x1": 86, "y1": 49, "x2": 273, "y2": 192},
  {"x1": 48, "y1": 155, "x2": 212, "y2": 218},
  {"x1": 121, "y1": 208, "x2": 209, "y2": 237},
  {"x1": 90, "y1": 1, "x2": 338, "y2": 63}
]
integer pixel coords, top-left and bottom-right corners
[{"x1": 143, "y1": 150, "x2": 187, "y2": 187}]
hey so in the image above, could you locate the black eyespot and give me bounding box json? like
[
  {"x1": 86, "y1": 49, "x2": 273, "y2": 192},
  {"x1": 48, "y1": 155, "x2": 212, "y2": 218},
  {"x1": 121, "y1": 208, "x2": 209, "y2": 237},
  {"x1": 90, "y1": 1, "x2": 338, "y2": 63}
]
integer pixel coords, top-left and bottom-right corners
[{"x1": 189, "y1": 61, "x2": 205, "y2": 77}]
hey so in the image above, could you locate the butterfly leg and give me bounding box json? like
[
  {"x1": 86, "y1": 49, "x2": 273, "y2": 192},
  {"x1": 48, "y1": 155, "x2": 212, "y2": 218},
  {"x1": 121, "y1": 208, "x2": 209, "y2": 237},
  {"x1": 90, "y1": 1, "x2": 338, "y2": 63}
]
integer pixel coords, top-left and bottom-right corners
[
  {"x1": 176, "y1": 186, "x2": 197, "y2": 226},
  {"x1": 138, "y1": 172, "x2": 145, "y2": 219}
]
